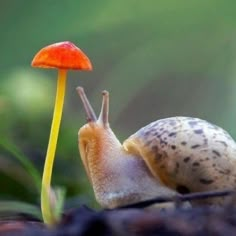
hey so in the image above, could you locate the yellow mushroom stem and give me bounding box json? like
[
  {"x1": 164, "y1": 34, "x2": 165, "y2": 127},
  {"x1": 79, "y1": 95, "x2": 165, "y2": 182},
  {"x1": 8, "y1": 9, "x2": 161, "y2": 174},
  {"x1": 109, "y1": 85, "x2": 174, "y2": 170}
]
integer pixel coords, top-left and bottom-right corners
[{"x1": 41, "y1": 69, "x2": 67, "y2": 224}]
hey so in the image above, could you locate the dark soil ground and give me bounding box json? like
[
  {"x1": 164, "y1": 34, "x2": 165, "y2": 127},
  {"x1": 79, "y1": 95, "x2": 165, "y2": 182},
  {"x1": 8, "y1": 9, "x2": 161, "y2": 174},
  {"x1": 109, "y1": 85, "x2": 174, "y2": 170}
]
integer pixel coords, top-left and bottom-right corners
[
  {"x1": 2, "y1": 191, "x2": 236, "y2": 236},
  {"x1": 2, "y1": 204, "x2": 236, "y2": 236}
]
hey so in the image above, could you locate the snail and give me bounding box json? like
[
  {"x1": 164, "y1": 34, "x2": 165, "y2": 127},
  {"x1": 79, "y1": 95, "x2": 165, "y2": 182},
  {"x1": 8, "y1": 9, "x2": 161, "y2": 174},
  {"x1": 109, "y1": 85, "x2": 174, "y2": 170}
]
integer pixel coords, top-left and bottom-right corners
[{"x1": 77, "y1": 87, "x2": 236, "y2": 209}]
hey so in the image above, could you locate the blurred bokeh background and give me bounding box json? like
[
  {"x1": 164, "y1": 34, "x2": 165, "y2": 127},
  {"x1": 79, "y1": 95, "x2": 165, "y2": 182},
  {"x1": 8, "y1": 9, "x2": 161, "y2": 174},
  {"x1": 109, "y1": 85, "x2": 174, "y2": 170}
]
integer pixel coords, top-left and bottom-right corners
[{"x1": 0, "y1": 0, "x2": 236, "y2": 213}]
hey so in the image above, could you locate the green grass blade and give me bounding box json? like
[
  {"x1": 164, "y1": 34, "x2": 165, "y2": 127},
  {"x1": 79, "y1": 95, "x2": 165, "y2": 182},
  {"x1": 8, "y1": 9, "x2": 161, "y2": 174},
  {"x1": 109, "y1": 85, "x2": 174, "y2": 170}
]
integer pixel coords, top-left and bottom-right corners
[
  {"x1": 0, "y1": 200, "x2": 41, "y2": 220},
  {"x1": 0, "y1": 138, "x2": 41, "y2": 192}
]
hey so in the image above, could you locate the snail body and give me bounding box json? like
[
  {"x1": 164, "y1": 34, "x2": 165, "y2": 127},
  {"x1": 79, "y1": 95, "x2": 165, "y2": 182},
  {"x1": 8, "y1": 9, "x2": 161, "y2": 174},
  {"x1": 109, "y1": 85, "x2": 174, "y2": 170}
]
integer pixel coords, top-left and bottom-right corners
[{"x1": 77, "y1": 87, "x2": 236, "y2": 208}]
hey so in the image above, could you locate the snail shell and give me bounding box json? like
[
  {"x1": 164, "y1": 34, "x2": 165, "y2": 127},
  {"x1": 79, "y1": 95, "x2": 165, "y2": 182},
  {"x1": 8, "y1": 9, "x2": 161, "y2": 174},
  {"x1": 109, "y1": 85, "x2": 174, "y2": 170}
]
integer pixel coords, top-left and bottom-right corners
[{"x1": 124, "y1": 117, "x2": 236, "y2": 206}]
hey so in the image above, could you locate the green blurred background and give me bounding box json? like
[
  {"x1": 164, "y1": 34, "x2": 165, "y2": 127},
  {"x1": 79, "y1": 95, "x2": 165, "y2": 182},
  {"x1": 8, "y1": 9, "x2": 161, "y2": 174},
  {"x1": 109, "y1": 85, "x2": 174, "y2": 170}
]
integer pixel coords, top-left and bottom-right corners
[{"x1": 0, "y1": 0, "x2": 236, "y2": 212}]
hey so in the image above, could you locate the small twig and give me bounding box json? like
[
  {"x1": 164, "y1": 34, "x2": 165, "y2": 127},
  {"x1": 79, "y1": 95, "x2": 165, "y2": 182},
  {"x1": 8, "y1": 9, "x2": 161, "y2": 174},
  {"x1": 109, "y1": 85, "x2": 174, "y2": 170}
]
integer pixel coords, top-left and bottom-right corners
[{"x1": 118, "y1": 189, "x2": 236, "y2": 209}]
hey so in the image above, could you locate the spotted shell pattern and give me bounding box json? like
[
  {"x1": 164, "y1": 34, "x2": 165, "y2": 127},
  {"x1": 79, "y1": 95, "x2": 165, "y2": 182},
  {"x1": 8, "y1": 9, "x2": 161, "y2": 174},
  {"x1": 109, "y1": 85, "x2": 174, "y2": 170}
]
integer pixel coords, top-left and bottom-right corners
[{"x1": 124, "y1": 117, "x2": 236, "y2": 205}]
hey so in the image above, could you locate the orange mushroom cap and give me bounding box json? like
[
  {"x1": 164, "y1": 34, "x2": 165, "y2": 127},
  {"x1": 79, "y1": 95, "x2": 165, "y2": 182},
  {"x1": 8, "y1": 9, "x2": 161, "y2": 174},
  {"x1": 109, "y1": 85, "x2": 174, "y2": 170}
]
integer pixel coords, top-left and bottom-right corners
[{"x1": 31, "y1": 41, "x2": 92, "y2": 70}]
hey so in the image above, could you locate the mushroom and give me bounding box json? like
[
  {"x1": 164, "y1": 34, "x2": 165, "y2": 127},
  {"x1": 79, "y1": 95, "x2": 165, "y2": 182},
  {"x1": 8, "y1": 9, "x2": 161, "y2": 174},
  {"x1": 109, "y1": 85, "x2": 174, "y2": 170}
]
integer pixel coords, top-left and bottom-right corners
[{"x1": 31, "y1": 41, "x2": 92, "y2": 224}]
